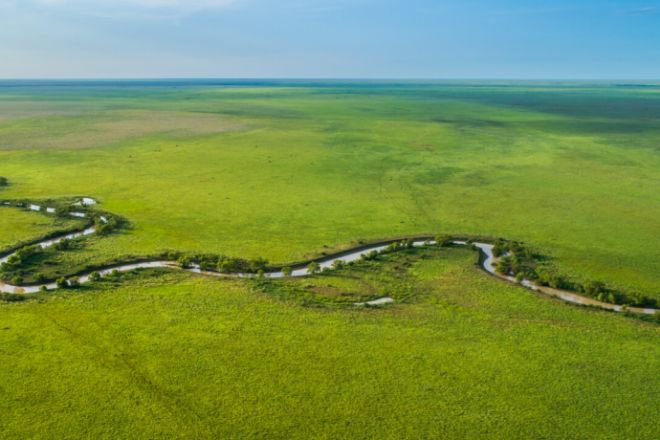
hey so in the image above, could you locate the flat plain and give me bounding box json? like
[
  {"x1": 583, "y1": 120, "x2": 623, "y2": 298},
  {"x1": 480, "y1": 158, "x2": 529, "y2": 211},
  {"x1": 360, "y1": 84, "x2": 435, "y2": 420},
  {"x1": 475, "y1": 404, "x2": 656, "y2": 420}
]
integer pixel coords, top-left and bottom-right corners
[{"x1": 0, "y1": 81, "x2": 658, "y2": 439}]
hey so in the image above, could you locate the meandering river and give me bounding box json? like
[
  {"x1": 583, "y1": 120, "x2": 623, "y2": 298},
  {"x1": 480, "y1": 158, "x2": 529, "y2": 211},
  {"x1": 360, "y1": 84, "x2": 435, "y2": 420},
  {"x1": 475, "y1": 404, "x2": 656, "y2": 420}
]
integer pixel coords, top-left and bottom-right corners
[{"x1": 0, "y1": 202, "x2": 657, "y2": 316}]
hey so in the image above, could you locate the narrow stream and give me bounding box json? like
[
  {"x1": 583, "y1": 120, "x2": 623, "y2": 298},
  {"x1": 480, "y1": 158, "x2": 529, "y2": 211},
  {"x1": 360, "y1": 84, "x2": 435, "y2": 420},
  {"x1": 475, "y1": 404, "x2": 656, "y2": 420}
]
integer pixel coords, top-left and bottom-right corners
[{"x1": 473, "y1": 242, "x2": 658, "y2": 316}]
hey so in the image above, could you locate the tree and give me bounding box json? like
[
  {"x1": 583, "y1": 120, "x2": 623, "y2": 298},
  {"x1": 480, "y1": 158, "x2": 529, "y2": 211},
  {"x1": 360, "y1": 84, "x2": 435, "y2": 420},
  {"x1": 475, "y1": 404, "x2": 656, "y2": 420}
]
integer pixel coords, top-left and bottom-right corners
[
  {"x1": 435, "y1": 234, "x2": 453, "y2": 247},
  {"x1": 307, "y1": 262, "x2": 320, "y2": 274},
  {"x1": 606, "y1": 292, "x2": 616, "y2": 304},
  {"x1": 55, "y1": 239, "x2": 71, "y2": 251},
  {"x1": 56, "y1": 277, "x2": 68, "y2": 289},
  {"x1": 492, "y1": 239, "x2": 509, "y2": 257},
  {"x1": 385, "y1": 242, "x2": 402, "y2": 253},
  {"x1": 361, "y1": 250, "x2": 379, "y2": 262},
  {"x1": 218, "y1": 258, "x2": 242, "y2": 273},
  {"x1": 95, "y1": 216, "x2": 119, "y2": 235},
  {"x1": 15, "y1": 245, "x2": 42, "y2": 260},
  {"x1": 281, "y1": 266, "x2": 293, "y2": 277},
  {"x1": 178, "y1": 256, "x2": 192, "y2": 269},
  {"x1": 249, "y1": 257, "x2": 269, "y2": 273},
  {"x1": 332, "y1": 259, "x2": 345, "y2": 270},
  {"x1": 585, "y1": 280, "x2": 606, "y2": 297},
  {"x1": 197, "y1": 260, "x2": 211, "y2": 271},
  {"x1": 495, "y1": 256, "x2": 513, "y2": 275}
]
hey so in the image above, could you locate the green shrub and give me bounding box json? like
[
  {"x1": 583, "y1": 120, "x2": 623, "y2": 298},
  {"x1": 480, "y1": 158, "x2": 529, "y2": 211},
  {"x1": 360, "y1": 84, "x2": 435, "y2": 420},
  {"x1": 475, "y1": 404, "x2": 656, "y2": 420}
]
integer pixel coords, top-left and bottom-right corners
[
  {"x1": 95, "y1": 216, "x2": 119, "y2": 235},
  {"x1": 178, "y1": 256, "x2": 192, "y2": 268},
  {"x1": 495, "y1": 256, "x2": 513, "y2": 275},
  {"x1": 55, "y1": 239, "x2": 71, "y2": 251},
  {"x1": 585, "y1": 281, "x2": 606, "y2": 297},
  {"x1": 218, "y1": 257, "x2": 243, "y2": 273},
  {"x1": 332, "y1": 260, "x2": 345, "y2": 270},
  {"x1": 435, "y1": 234, "x2": 453, "y2": 247},
  {"x1": 249, "y1": 257, "x2": 269, "y2": 272},
  {"x1": 15, "y1": 245, "x2": 42, "y2": 261},
  {"x1": 361, "y1": 250, "x2": 379, "y2": 262}
]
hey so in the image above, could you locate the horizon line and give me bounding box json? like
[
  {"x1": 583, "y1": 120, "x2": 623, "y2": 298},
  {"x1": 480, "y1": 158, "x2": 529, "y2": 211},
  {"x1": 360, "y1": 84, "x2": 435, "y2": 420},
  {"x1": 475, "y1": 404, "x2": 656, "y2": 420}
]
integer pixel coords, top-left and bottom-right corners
[{"x1": 0, "y1": 77, "x2": 659, "y2": 83}]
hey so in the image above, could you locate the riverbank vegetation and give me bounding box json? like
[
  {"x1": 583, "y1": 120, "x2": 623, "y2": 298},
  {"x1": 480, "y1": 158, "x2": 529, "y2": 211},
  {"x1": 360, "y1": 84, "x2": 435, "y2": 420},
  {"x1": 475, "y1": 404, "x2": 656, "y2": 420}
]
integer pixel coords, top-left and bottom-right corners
[
  {"x1": 251, "y1": 244, "x2": 448, "y2": 307},
  {"x1": 493, "y1": 239, "x2": 659, "y2": 308},
  {"x1": 0, "y1": 200, "x2": 126, "y2": 285}
]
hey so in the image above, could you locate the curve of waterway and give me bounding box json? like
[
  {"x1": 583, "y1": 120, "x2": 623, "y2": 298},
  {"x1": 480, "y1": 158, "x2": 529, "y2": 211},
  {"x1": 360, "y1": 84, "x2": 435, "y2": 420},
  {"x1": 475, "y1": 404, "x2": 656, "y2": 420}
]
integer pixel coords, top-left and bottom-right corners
[{"x1": 0, "y1": 203, "x2": 658, "y2": 315}]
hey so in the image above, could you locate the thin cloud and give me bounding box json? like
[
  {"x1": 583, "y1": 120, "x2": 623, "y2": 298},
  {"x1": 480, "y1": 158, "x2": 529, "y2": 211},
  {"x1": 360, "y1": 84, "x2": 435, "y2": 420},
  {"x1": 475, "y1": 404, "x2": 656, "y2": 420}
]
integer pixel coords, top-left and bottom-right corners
[
  {"x1": 624, "y1": 6, "x2": 660, "y2": 15},
  {"x1": 14, "y1": 0, "x2": 240, "y2": 20},
  {"x1": 32, "y1": 0, "x2": 236, "y2": 7},
  {"x1": 28, "y1": 0, "x2": 238, "y2": 13}
]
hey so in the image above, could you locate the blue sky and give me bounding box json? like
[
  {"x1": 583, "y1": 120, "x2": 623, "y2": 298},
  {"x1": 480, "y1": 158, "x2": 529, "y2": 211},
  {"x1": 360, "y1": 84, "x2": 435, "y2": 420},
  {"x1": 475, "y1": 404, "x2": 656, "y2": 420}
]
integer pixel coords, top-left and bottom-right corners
[{"x1": 0, "y1": 0, "x2": 659, "y2": 79}]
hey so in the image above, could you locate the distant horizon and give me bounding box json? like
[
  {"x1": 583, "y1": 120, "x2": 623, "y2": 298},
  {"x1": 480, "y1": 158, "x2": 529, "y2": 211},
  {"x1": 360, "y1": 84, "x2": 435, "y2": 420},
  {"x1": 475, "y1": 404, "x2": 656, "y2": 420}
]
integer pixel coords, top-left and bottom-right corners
[{"x1": 1, "y1": 77, "x2": 659, "y2": 83}]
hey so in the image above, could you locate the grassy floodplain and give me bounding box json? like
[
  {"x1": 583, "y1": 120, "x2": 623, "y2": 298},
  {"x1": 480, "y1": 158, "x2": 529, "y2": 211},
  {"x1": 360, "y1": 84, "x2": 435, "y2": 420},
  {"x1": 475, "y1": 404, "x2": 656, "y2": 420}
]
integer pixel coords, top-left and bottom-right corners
[
  {"x1": 0, "y1": 81, "x2": 659, "y2": 297},
  {"x1": 0, "y1": 206, "x2": 79, "y2": 251},
  {"x1": 0, "y1": 80, "x2": 659, "y2": 438},
  {"x1": 1, "y1": 248, "x2": 659, "y2": 439}
]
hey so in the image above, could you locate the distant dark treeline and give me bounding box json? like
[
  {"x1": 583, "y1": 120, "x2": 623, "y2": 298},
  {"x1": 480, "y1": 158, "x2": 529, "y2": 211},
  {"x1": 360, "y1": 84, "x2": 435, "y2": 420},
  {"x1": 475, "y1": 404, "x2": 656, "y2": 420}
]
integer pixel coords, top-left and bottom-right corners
[{"x1": 1, "y1": 79, "x2": 659, "y2": 90}]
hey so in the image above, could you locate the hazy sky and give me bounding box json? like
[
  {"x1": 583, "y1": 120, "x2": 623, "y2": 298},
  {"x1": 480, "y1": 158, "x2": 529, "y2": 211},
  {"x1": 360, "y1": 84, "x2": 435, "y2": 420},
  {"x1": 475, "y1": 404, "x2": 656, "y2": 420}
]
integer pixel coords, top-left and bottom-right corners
[{"x1": 0, "y1": 0, "x2": 659, "y2": 79}]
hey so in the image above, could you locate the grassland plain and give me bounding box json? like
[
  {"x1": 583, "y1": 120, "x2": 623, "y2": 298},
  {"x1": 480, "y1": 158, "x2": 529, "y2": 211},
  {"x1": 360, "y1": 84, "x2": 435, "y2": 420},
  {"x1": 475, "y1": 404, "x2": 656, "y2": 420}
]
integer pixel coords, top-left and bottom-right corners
[
  {"x1": 1, "y1": 248, "x2": 658, "y2": 439},
  {"x1": 0, "y1": 206, "x2": 79, "y2": 251},
  {"x1": 1, "y1": 82, "x2": 659, "y2": 297}
]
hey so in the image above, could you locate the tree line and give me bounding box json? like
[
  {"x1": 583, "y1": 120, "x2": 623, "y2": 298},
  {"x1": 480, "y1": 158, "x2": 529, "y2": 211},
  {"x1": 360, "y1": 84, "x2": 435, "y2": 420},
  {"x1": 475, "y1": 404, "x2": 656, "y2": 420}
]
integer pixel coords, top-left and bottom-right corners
[{"x1": 493, "y1": 239, "x2": 657, "y2": 308}]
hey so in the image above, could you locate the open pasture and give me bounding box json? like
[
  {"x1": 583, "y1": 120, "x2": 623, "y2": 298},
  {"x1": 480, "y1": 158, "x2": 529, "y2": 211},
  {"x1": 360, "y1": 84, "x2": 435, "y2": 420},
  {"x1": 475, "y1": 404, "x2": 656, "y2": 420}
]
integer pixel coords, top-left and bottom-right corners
[
  {"x1": 1, "y1": 248, "x2": 658, "y2": 439},
  {"x1": 1, "y1": 82, "x2": 659, "y2": 296}
]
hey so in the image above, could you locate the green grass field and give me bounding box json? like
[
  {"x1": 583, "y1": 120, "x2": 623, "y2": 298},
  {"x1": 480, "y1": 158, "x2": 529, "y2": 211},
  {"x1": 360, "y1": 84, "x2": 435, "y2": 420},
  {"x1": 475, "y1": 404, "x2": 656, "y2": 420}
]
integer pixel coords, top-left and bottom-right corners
[
  {"x1": 1, "y1": 248, "x2": 658, "y2": 439},
  {"x1": 0, "y1": 206, "x2": 79, "y2": 251},
  {"x1": 1, "y1": 81, "x2": 659, "y2": 438},
  {"x1": 1, "y1": 82, "x2": 658, "y2": 295}
]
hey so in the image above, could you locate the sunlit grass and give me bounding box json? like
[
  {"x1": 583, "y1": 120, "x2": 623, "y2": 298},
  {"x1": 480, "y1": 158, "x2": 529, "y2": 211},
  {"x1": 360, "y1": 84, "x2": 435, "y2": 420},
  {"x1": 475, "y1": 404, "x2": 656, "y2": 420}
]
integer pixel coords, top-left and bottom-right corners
[
  {"x1": 1, "y1": 84, "x2": 658, "y2": 295},
  {"x1": 1, "y1": 249, "x2": 657, "y2": 439}
]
